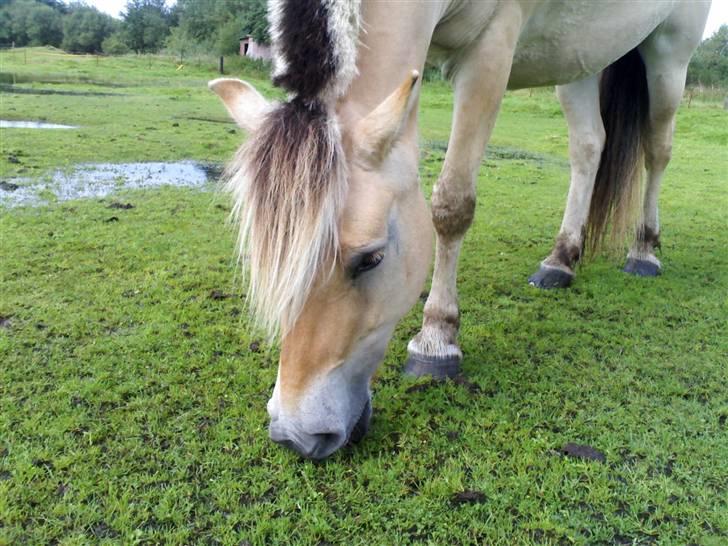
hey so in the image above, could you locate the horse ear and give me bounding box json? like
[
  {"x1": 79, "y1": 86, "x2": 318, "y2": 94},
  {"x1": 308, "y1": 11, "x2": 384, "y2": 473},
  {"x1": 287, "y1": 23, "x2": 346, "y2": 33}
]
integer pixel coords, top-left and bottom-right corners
[
  {"x1": 208, "y1": 78, "x2": 270, "y2": 132},
  {"x1": 353, "y1": 70, "x2": 420, "y2": 167}
]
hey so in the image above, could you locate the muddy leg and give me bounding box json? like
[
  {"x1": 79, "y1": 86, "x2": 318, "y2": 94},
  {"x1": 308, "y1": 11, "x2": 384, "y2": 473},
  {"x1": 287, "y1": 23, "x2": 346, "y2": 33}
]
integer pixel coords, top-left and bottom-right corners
[
  {"x1": 625, "y1": 30, "x2": 695, "y2": 276},
  {"x1": 529, "y1": 76, "x2": 605, "y2": 289},
  {"x1": 405, "y1": 7, "x2": 522, "y2": 378}
]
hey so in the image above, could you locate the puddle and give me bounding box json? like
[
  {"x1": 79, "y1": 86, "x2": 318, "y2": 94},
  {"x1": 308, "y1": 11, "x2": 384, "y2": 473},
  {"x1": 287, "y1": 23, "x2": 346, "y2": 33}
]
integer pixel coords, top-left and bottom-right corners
[
  {"x1": 0, "y1": 161, "x2": 222, "y2": 207},
  {"x1": 1, "y1": 120, "x2": 79, "y2": 129}
]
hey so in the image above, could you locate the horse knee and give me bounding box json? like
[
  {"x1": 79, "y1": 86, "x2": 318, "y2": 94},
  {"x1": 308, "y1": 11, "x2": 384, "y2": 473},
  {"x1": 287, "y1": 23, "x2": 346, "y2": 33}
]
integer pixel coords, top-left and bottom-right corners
[
  {"x1": 582, "y1": 132, "x2": 605, "y2": 163},
  {"x1": 430, "y1": 182, "x2": 476, "y2": 239},
  {"x1": 571, "y1": 131, "x2": 605, "y2": 173},
  {"x1": 646, "y1": 141, "x2": 672, "y2": 172}
]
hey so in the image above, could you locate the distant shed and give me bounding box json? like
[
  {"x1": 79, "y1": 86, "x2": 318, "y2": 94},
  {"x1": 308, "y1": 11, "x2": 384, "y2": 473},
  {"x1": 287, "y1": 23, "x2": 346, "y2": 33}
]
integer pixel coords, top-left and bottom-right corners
[{"x1": 239, "y1": 36, "x2": 271, "y2": 61}]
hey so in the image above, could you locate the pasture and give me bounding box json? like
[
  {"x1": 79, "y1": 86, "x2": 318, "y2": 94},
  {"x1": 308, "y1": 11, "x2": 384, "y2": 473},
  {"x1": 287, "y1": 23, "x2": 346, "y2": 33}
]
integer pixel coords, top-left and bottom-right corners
[{"x1": 1, "y1": 48, "x2": 727, "y2": 544}]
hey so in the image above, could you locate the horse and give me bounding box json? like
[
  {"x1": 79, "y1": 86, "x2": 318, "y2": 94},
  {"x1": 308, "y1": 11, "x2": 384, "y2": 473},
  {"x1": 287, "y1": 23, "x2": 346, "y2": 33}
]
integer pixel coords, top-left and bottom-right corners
[{"x1": 209, "y1": 0, "x2": 710, "y2": 459}]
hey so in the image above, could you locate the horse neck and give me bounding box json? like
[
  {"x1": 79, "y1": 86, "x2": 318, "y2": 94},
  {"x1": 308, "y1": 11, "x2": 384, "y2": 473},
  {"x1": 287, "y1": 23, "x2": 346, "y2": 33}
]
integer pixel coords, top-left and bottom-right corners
[{"x1": 336, "y1": 1, "x2": 442, "y2": 144}]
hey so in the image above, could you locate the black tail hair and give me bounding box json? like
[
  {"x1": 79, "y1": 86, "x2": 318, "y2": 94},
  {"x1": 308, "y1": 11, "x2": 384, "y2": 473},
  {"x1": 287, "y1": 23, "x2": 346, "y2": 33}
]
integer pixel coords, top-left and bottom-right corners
[{"x1": 586, "y1": 48, "x2": 650, "y2": 253}]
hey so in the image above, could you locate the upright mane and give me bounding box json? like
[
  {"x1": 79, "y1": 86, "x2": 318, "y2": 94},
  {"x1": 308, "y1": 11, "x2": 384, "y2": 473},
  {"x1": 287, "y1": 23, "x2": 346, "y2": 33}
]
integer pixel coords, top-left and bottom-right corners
[{"x1": 225, "y1": 0, "x2": 361, "y2": 336}]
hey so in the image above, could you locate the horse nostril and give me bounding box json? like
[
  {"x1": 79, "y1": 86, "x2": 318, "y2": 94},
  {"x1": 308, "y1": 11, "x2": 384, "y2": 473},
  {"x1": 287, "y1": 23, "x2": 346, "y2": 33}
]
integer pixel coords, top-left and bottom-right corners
[
  {"x1": 269, "y1": 425, "x2": 345, "y2": 459},
  {"x1": 305, "y1": 432, "x2": 345, "y2": 459}
]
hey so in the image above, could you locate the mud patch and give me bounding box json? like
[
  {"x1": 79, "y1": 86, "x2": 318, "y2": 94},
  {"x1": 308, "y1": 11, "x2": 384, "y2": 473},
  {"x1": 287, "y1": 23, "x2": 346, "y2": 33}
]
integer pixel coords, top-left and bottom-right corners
[
  {"x1": 561, "y1": 443, "x2": 606, "y2": 463},
  {"x1": 1, "y1": 120, "x2": 79, "y2": 129},
  {"x1": 209, "y1": 289, "x2": 233, "y2": 300},
  {"x1": 451, "y1": 490, "x2": 487, "y2": 505},
  {"x1": 421, "y1": 139, "x2": 568, "y2": 168},
  {"x1": 181, "y1": 115, "x2": 235, "y2": 125},
  {"x1": 1, "y1": 161, "x2": 221, "y2": 207}
]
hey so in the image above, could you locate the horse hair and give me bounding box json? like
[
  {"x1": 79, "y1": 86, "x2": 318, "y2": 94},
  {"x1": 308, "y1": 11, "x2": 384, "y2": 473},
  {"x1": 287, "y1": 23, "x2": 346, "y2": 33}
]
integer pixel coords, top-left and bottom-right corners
[
  {"x1": 226, "y1": 0, "x2": 362, "y2": 336},
  {"x1": 586, "y1": 47, "x2": 650, "y2": 254},
  {"x1": 225, "y1": 99, "x2": 346, "y2": 337}
]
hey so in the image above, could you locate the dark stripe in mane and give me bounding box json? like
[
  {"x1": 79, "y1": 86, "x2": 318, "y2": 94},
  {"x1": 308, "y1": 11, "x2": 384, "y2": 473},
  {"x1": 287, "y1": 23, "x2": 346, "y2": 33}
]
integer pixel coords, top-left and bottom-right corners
[
  {"x1": 225, "y1": 93, "x2": 345, "y2": 334},
  {"x1": 227, "y1": 0, "x2": 360, "y2": 333},
  {"x1": 248, "y1": 99, "x2": 336, "y2": 209},
  {"x1": 272, "y1": 0, "x2": 336, "y2": 99}
]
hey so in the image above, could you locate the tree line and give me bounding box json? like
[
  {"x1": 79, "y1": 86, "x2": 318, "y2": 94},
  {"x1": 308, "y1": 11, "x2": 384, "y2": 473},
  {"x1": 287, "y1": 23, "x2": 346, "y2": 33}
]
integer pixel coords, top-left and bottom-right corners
[
  {"x1": 0, "y1": 0, "x2": 267, "y2": 56},
  {"x1": 1, "y1": 1, "x2": 726, "y2": 88}
]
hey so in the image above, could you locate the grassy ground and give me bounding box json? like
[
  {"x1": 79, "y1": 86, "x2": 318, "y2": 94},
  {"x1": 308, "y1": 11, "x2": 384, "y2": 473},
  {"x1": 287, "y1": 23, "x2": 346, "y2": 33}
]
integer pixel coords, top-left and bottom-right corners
[{"x1": 1, "y1": 48, "x2": 727, "y2": 545}]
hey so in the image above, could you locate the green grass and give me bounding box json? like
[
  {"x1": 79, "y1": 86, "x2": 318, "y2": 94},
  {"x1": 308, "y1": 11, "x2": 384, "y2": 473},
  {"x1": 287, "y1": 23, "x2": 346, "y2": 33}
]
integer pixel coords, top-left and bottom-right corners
[{"x1": 1, "y1": 48, "x2": 727, "y2": 545}]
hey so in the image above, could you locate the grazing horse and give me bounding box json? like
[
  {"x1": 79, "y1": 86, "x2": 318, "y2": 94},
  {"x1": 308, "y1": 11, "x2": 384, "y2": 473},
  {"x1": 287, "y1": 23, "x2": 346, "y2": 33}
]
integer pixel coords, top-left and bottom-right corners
[{"x1": 210, "y1": 0, "x2": 710, "y2": 459}]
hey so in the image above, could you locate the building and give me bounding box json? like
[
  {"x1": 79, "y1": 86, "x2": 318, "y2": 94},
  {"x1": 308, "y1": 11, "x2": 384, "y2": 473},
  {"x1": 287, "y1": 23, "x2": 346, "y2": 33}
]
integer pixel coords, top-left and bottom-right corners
[{"x1": 239, "y1": 35, "x2": 271, "y2": 61}]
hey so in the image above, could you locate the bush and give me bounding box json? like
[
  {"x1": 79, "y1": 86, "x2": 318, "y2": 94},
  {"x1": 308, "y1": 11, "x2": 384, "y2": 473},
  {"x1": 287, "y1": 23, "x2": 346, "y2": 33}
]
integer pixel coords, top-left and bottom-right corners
[
  {"x1": 61, "y1": 5, "x2": 117, "y2": 53},
  {"x1": 102, "y1": 32, "x2": 130, "y2": 55}
]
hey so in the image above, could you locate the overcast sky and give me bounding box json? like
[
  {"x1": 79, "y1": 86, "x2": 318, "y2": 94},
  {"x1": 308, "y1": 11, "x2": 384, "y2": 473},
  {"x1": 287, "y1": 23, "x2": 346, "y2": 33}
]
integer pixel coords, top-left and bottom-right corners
[{"x1": 86, "y1": 0, "x2": 727, "y2": 40}]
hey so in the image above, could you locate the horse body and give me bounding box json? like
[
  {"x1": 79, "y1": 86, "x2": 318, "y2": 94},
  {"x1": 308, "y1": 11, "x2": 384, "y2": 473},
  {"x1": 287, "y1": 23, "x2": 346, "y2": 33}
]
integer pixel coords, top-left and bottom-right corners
[
  {"x1": 210, "y1": 0, "x2": 710, "y2": 458},
  {"x1": 509, "y1": 0, "x2": 678, "y2": 88},
  {"x1": 429, "y1": 1, "x2": 680, "y2": 88}
]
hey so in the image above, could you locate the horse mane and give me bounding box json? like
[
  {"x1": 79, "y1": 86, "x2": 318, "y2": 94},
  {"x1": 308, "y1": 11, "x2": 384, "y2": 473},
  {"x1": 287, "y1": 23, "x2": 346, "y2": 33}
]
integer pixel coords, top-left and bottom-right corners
[{"x1": 225, "y1": 0, "x2": 361, "y2": 336}]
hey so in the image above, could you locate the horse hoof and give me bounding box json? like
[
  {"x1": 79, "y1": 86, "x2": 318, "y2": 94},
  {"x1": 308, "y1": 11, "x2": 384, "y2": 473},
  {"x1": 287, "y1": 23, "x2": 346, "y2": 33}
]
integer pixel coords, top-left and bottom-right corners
[
  {"x1": 404, "y1": 353, "x2": 461, "y2": 380},
  {"x1": 623, "y1": 258, "x2": 661, "y2": 277},
  {"x1": 528, "y1": 265, "x2": 573, "y2": 289}
]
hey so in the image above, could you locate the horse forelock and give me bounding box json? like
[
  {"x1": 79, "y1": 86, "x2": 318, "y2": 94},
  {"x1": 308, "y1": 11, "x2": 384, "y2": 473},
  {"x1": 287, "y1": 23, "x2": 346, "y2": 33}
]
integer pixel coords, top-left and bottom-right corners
[
  {"x1": 225, "y1": 100, "x2": 347, "y2": 337},
  {"x1": 224, "y1": 0, "x2": 360, "y2": 336}
]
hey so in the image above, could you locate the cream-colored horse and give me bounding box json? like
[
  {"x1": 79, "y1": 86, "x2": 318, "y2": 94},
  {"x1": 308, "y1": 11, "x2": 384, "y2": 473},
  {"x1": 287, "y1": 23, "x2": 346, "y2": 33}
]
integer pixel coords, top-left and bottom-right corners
[{"x1": 210, "y1": 0, "x2": 710, "y2": 459}]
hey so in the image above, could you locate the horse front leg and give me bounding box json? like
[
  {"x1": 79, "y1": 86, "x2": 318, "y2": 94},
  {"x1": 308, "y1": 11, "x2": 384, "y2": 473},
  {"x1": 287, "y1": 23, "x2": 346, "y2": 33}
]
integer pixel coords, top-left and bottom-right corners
[
  {"x1": 529, "y1": 75, "x2": 605, "y2": 288},
  {"x1": 405, "y1": 10, "x2": 522, "y2": 379}
]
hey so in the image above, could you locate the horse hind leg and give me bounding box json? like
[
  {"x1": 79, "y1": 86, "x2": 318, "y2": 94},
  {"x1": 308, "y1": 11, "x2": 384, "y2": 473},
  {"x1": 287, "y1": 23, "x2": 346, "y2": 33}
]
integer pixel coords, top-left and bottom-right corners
[
  {"x1": 625, "y1": 6, "x2": 708, "y2": 277},
  {"x1": 529, "y1": 75, "x2": 604, "y2": 289},
  {"x1": 624, "y1": 69, "x2": 681, "y2": 276}
]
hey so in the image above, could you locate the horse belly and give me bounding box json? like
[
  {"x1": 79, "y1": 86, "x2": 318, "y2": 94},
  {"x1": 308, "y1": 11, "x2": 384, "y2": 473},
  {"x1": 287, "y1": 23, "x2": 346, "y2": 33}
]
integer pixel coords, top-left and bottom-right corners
[{"x1": 507, "y1": 0, "x2": 679, "y2": 89}]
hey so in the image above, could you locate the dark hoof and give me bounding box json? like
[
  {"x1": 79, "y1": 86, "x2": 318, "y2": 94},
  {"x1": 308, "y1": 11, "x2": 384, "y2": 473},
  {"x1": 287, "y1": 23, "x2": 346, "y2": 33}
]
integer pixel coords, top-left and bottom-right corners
[
  {"x1": 528, "y1": 266, "x2": 573, "y2": 289},
  {"x1": 404, "y1": 353, "x2": 461, "y2": 380},
  {"x1": 623, "y1": 258, "x2": 661, "y2": 277}
]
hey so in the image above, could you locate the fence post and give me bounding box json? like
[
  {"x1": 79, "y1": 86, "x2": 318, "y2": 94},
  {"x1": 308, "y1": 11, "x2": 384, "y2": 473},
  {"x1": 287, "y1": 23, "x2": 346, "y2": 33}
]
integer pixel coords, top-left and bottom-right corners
[{"x1": 219, "y1": 56, "x2": 224, "y2": 75}]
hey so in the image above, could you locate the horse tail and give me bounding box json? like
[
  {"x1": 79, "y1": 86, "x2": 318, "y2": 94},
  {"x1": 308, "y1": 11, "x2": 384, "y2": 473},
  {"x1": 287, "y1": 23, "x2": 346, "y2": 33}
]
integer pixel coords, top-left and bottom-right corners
[{"x1": 586, "y1": 47, "x2": 649, "y2": 254}]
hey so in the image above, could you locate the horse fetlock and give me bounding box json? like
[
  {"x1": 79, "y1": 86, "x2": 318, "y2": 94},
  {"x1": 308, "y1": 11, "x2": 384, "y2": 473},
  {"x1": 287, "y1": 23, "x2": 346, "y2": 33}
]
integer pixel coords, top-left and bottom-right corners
[
  {"x1": 635, "y1": 225, "x2": 661, "y2": 251},
  {"x1": 407, "y1": 319, "x2": 462, "y2": 361},
  {"x1": 626, "y1": 226, "x2": 661, "y2": 261},
  {"x1": 543, "y1": 233, "x2": 582, "y2": 270},
  {"x1": 430, "y1": 185, "x2": 476, "y2": 238},
  {"x1": 405, "y1": 333, "x2": 462, "y2": 378}
]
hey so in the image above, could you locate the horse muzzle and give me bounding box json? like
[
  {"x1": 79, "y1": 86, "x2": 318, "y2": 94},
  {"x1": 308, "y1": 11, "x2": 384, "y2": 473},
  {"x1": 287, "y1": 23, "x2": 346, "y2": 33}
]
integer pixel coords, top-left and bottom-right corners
[{"x1": 269, "y1": 397, "x2": 372, "y2": 459}]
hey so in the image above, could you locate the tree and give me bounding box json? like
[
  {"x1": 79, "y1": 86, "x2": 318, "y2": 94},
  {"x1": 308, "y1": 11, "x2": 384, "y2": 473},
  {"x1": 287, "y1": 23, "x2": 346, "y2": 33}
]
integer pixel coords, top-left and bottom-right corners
[
  {"x1": 61, "y1": 4, "x2": 118, "y2": 53},
  {"x1": 122, "y1": 0, "x2": 172, "y2": 53},
  {"x1": 0, "y1": 0, "x2": 63, "y2": 47},
  {"x1": 25, "y1": 1, "x2": 62, "y2": 45},
  {"x1": 174, "y1": 0, "x2": 269, "y2": 54},
  {"x1": 239, "y1": 0, "x2": 268, "y2": 45},
  {"x1": 687, "y1": 25, "x2": 728, "y2": 87}
]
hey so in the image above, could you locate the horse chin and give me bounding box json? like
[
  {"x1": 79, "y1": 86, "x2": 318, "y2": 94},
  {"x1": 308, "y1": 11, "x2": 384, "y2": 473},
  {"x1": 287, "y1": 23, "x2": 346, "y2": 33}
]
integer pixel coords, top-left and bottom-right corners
[{"x1": 348, "y1": 397, "x2": 372, "y2": 445}]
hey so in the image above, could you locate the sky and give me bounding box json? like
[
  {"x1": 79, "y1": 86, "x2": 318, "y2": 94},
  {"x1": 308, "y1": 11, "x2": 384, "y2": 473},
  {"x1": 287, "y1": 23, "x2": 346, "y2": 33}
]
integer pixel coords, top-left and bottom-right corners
[{"x1": 86, "y1": 0, "x2": 727, "y2": 40}]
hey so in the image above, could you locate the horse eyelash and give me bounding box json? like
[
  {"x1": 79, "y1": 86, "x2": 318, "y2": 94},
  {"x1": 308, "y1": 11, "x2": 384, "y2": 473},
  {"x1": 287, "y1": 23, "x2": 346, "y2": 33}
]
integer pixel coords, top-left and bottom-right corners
[{"x1": 351, "y1": 250, "x2": 385, "y2": 278}]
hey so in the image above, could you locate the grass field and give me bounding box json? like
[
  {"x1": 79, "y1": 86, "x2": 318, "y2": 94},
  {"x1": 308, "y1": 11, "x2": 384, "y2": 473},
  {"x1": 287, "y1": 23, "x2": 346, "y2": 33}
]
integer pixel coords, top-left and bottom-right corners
[{"x1": 1, "y1": 48, "x2": 727, "y2": 545}]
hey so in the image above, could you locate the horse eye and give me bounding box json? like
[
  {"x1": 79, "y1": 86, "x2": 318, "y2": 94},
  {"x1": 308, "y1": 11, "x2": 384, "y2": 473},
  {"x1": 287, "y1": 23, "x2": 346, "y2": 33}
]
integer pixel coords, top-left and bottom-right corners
[{"x1": 352, "y1": 250, "x2": 384, "y2": 278}]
